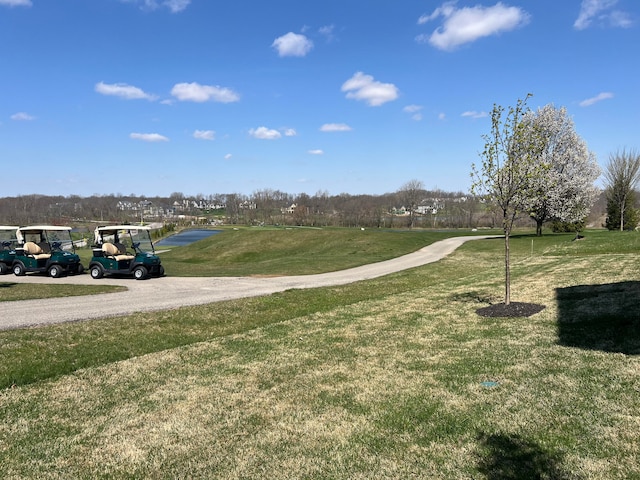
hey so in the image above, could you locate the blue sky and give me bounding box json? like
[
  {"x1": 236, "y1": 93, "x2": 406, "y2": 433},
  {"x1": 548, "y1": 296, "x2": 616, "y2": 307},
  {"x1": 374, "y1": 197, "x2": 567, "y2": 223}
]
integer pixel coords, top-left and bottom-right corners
[{"x1": 1, "y1": 0, "x2": 638, "y2": 197}]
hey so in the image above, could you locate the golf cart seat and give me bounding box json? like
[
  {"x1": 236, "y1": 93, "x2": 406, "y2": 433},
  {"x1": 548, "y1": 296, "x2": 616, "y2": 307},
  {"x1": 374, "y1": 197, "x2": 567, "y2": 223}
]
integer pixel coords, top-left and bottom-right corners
[
  {"x1": 102, "y1": 242, "x2": 135, "y2": 262},
  {"x1": 23, "y1": 241, "x2": 52, "y2": 260}
]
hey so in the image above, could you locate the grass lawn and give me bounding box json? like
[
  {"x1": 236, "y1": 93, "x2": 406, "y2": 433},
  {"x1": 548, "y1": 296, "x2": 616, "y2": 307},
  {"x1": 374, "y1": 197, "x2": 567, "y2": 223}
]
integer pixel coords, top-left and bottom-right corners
[
  {"x1": 158, "y1": 226, "x2": 480, "y2": 276},
  {"x1": 1, "y1": 230, "x2": 639, "y2": 478},
  {"x1": 0, "y1": 283, "x2": 125, "y2": 302}
]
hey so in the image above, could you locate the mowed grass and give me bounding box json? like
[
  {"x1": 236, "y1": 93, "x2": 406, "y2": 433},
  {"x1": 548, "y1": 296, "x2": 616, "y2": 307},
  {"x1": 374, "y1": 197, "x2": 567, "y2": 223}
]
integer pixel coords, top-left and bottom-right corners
[
  {"x1": 1, "y1": 230, "x2": 639, "y2": 478},
  {"x1": 0, "y1": 282, "x2": 125, "y2": 302},
  {"x1": 159, "y1": 227, "x2": 472, "y2": 276}
]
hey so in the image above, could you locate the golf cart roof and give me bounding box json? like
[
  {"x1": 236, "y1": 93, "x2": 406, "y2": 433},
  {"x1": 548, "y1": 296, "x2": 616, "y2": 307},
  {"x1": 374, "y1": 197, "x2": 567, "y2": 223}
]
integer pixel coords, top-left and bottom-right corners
[
  {"x1": 17, "y1": 225, "x2": 72, "y2": 232},
  {"x1": 0, "y1": 226, "x2": 19, "y2": 231},
  {"x1": 95, "y1": 225, "x2": 151, "y2": 232}
]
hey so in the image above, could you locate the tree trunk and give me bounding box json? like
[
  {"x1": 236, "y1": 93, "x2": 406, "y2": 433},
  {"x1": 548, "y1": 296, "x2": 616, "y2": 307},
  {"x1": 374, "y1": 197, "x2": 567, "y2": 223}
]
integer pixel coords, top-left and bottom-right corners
[
  {"x1": 536, "y1": 218, "x2": 543, "y2": 236},
  {"x1": 620, "y1": 196, "x2": 625, "y2": 231},
  {"x1": 504, "y1": 233, "x2": 511, "y2": 305}
]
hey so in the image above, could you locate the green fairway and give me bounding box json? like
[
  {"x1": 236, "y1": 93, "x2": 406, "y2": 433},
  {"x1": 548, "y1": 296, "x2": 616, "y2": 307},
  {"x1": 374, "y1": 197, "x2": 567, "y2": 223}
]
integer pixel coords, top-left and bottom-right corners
[
  {"x1": 1, "y1": 229, "x2": 639, "y2": 478},
  {"x1": 158, "y1": 227, "x2": 483, "y2": 276}
]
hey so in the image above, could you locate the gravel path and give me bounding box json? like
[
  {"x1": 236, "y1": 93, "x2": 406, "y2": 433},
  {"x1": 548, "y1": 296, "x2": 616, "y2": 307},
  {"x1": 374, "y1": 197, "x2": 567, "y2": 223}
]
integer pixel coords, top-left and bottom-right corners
[{"x1": 1, "y1": 235, "x2": 498, "y2": 330}]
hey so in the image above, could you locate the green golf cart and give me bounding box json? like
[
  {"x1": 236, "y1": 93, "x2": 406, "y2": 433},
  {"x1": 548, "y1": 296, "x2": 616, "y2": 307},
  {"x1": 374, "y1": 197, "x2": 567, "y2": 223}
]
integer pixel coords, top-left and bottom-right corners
[
  {"x1": 12, "y1": 226, "x2": 85, "y2": 277},
  {"x1": 89, "y1": 225, "x2": 164, "y2": 280},
  {"x1": 0, "y1": 226, "x2": 19, "y2": 275}
]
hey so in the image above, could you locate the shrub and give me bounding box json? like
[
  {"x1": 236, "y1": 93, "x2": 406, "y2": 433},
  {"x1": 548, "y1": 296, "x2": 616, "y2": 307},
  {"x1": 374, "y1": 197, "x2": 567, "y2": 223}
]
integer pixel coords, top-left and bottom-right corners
[{"x1": 552, "y1": 219, "x2": 585, "y2": 233}]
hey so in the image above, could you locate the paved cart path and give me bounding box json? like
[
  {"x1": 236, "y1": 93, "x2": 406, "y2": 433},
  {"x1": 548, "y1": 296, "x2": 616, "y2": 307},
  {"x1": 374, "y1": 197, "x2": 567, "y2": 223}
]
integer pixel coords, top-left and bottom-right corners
[{"x1": 1, "y1": 235, "x2": 499, "y2": 330}]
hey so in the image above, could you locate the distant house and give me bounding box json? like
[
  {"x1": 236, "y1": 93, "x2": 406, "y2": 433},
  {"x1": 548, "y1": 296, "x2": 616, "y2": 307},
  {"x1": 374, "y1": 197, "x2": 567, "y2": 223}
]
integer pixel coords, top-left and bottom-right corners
[
  {"x1": 393, "y1": 198, "x2": 446, "y2": 216},
  {"x1": 281, "y1": 203, "x2": 297, "y2": 214},
  {"x1": 392, "y1": 206, "x2": 408, "y2": 216}
]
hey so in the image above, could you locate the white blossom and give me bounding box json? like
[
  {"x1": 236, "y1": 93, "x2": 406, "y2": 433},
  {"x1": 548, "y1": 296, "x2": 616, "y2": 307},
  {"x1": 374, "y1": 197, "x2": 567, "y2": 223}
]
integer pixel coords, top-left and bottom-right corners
[{"x1": 524, "y1": 105, "x2": 601, "y2": 234}]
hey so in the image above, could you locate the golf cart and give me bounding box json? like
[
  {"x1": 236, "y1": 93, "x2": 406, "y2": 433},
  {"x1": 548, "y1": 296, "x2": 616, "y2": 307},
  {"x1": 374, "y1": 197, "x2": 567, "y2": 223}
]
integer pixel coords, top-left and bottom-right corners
[
  {"x1": 0, "y1": 226, "x2": 19, "y2": 275},
  {"x1": 13, "y1": 226, "x2": 85, "y2": 277},
  {"x1": 89, "y1": 225, "x2": 164, "y2": 280}
]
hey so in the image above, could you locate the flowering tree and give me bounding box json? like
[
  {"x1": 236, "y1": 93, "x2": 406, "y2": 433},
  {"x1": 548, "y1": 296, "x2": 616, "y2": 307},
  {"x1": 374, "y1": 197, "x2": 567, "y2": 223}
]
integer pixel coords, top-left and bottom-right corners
[
  {"x1": 525, "y1": 105, "x2": 601, "y2": 236},
  {"x1": 471, "y1": 95, "x2": 546, "y2": 306}
]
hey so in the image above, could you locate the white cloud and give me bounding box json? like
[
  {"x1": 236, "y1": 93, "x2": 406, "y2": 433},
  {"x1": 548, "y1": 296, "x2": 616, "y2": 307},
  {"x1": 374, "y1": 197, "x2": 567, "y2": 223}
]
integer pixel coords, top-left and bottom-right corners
[
  {"x1": 249, "y1": 127, "x2": 282, "y2": 140},
  {"x1": 224, "y1": 154, "x2": 233, "y2": 160},
  {"x1": 341, "y1": 72, "x2": 399, "y2": 107},
  {"x1": 320, "y1": 123, "x2": 352, "y2": 132},
  {"x1": 417, "y1": 1, "x2": 530, "y2": 51},
  {"x1": 403, "y1": 104, "x2": 423, "y2": 113},
  {"x1": 171, "y1": 82, "x2": 240, "y2": 103},
  {"x1": 319, "y1": 24, "x2": 337, "y2": 42},
  {"x1": 193, "y1": 129, "x2": 215, "y2": 140},
  {"x1": 308, "y1": 149, "x2": 324, "y2": 155},
  {"x1": 95, "y1": 81, "x2": 156, "y2": 100},
  {"x1": 403, "y1": 104, "x2": 423, "y2": 121},
  {"x1": 120, "y1": 0, "x2": 190, "y2": 13},
  {"x1": 574, "y1": 0, "x2": 632, "y2": 30},
  {"x1": 579, "y1": 92, "x2": 614, "y2": 107},
  {"x1": 130, "y1": 132, "x2": 169, "y2": 142},
  {"x1": 163, "y1": 0, "x2": 190, "y2": 13},
  {"x1": 418, "y1": 1, "x2": 457, "y2": 24},
  {"x1": 11, "y1": 112, "x2": 35, "y2": 121},
  {"x1": 438, "y1": 112, "x2": 447, "y2": 121},
  {"x1": 0, "y1": 0, "x2": 32, "y2": 6},
  {"x1": 283, "y1": 128, "x2": 297, "y2": 137},
  {"x1": 461, "y1": 110, "x2": 488, "y2": 119},
  {"x1": 272, "y1": 32, "x2": 314, "y2": 57}
]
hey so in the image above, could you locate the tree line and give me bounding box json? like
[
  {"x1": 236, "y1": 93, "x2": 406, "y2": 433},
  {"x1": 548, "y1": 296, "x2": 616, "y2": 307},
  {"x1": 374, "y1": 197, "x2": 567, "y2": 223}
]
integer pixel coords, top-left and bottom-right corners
[
  {"x1": 0, "y1": 190, "x2": 484, "y2": 229},
  {"x1": 0, "y1": 183, "x2": 620, "y2": 232}
]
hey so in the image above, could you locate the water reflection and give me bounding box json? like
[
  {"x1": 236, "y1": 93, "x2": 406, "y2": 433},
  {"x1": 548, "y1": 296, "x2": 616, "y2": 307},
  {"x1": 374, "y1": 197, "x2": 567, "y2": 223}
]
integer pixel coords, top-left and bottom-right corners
[{"x1": 155, "y1": 229, "x2": 222, "y2": 246}]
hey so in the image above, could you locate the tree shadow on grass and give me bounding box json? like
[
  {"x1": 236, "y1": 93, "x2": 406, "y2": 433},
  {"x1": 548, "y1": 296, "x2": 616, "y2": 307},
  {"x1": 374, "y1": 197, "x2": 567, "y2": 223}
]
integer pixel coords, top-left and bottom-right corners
[
  {"x1": 476, "y1": 432, "x2": 578, "y2": 480},
  {"x1": 556, "y1": 281, "x2": 640, "y2": 355},
  {"x1": 0, "y1": 282, "x2": 18, "y2": 288}
]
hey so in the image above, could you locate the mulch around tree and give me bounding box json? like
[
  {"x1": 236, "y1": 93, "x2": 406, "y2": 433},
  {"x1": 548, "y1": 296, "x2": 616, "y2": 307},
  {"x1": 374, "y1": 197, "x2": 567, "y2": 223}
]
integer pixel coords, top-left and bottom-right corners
[{"x1": 476, "y1": 302, "x2": 546, "y2": 318}]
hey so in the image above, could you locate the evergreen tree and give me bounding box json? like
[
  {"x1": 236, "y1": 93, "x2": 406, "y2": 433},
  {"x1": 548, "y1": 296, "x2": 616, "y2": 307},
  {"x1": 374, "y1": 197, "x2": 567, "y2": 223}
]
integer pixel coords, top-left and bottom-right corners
[{"x1": 605, "y1": 190, "x2": 639, "y2": 230}]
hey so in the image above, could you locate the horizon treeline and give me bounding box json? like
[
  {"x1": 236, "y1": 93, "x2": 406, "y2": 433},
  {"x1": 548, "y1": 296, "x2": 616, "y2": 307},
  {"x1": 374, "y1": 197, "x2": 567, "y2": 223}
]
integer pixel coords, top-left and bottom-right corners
[{"x1": 0, "y1": 188, "x2": 608, "y2": 230}]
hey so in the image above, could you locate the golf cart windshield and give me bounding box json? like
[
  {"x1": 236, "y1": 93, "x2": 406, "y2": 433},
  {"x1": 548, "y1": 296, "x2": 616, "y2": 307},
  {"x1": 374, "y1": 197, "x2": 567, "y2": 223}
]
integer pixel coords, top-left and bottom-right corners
[
  {"x1": 17, "y1": 227, "x2": 76, "y2": 252},
  {"x1": 0, "y1": 227, "x2": 19, "y2": 250},
  {"x1": 95, "y1": 226, "x2": 155, "y2": 254}
]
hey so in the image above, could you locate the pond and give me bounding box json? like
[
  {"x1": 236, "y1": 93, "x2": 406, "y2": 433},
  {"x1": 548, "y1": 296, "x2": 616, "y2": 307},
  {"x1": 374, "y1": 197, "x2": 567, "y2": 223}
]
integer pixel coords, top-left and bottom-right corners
[{"x1": 155, "y1": 229, "x2": 222, "y2": 247}]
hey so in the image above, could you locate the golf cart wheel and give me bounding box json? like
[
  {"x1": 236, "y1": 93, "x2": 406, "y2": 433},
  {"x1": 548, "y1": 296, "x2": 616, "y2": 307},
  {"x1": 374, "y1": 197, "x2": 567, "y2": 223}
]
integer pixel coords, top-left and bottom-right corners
[
  {"x1": 133, "y1": 266, "x2": 148, "y2": 280},
  {"x1": 90, "y1": 265, "x2": 104, "y2": 279},
  {"x1": 13, "y1": 263, "x2": 25, "y2": 276},
  {"x1": 0, "y1": 262, "x2": 8, "y2": 275},
  {"x1": 48, "y1": 264, "x2": 63, "y2": 278},
  {"x1": 158, "y1": 265, "x2": 165, "y2": 277}
]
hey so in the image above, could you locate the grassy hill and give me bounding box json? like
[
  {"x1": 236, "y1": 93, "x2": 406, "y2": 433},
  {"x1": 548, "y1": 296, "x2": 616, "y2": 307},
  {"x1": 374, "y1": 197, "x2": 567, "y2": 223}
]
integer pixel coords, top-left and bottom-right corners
[{"x1": 158, "y1": 226, "x2": 483, "y2": 276}]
